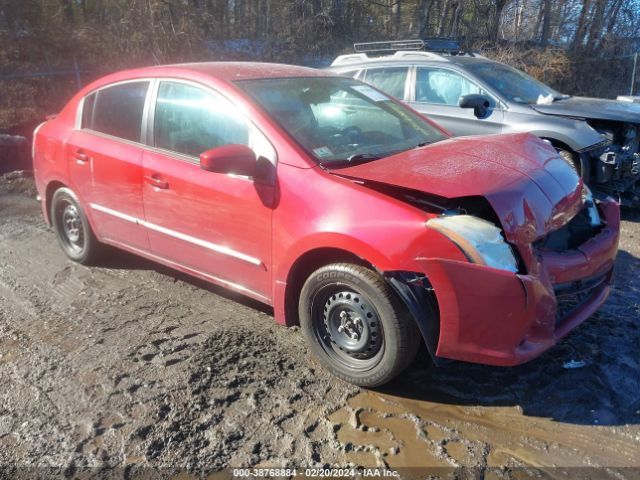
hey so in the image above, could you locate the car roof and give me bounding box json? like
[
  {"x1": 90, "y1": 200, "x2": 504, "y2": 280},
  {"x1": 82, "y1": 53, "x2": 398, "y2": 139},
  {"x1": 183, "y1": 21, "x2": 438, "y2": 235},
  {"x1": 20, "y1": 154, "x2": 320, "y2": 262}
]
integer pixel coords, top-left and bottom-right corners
[
  {"x1": 329, "y1": 52, "x2": 497, "y2": 70},
  {"x1": 152, "y1": 62, "x2": 328, "y2": 81},
  {"x1": 83, "y1": 62, "x2": 334, "y2": 94}
]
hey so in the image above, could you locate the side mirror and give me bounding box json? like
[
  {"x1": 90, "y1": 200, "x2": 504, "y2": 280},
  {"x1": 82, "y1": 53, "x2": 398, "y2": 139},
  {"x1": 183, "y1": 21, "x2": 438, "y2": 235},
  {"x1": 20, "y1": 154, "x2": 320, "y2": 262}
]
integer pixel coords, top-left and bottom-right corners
[
  {"x1": 459, "y1": 94, "x2": 492, "y2": 118},
  {"x1": 200, "y1": 144, "x2": 256, "y2": 177}
]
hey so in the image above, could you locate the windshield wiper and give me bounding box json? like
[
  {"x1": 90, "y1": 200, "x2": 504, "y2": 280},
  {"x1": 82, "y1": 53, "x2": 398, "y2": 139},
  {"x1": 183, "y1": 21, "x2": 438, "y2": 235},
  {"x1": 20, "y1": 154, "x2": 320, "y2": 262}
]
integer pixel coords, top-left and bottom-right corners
[
  {"x1": 553, "y1": 94, "x2": 572, "y2": 101},
  {"x1": 347, "y1": 153, "x2": 380, "y2": 162},
  {"x1": 319, "y1": 153, "x2": 381, "y2": 169}
]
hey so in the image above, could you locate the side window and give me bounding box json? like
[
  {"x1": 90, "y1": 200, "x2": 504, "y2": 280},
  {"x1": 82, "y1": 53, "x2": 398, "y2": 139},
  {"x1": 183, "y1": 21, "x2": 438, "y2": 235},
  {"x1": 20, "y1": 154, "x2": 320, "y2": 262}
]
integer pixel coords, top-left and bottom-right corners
[
  {"x1": 81, "y1": 93, "x2": 96, "y2": 129},
  {"x1": 364, "y1": 67, "x2": 408, "y2": 99},
  {"x1": 154, "y1": 82, "x2": 251, "y2": 158},
  {"x1": 415, "y1": 67, "x2": 482, "y2": 106},
  {"x1": 337, "y1": 69, "x2": 362, "y2": 80},
  {"x1": 88, "y1": 81, "x2": 149, "y2": 142}
]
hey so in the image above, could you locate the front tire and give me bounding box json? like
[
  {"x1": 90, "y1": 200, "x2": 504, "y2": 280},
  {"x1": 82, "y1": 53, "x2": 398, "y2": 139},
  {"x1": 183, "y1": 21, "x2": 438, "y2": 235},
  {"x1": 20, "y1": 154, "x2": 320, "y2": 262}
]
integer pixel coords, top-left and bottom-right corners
[
  {"x1": 299, "y1": 263, "x2": 420, "y2": 387},
  {"x1": 51, "y1": 187, "x2": 102, "y2": 264},
  {"x1": 557, "y1": 148, "x2": 581, "y2": 176}
]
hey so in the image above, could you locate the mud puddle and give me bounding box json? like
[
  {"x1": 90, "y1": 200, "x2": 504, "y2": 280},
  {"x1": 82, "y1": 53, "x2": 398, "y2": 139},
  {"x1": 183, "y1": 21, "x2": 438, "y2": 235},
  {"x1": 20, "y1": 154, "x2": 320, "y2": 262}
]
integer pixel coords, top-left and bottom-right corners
[{"x1": 330, "y1": 390, "x2": 639, "y2": 469}]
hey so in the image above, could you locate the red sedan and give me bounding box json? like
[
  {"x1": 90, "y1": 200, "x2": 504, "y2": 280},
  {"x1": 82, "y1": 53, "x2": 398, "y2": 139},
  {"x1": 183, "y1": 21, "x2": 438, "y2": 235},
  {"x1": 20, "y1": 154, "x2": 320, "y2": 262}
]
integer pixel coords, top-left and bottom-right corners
[{"x1": 33, "y1": 63, "x2": 620, "y2": 386}]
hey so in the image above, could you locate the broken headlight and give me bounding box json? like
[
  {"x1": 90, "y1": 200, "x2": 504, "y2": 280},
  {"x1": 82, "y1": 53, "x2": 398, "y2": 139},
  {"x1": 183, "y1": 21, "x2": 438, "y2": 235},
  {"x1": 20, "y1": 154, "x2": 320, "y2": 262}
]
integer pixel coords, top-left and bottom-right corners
[
  {"x1": 426, "y1": 215, "x2": 518, "y2": 273},
  {"x1": 582, "y1": 185, "x2": 602, "y2": 227}
]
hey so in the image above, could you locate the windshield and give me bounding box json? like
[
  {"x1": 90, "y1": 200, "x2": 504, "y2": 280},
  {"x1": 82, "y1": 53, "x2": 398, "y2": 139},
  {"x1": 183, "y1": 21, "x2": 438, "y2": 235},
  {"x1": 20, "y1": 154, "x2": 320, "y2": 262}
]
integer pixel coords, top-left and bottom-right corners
[
  {"x1": 236, "y1": 77, "x2": 447, "y2": 165},
  {"x1": 467, "y1": 63, "x2": 562, "y2": 105}
]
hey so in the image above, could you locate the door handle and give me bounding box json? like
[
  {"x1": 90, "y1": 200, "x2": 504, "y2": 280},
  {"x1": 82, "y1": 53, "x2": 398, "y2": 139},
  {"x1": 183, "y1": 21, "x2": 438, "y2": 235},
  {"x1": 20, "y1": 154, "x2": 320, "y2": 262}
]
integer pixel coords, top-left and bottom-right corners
[
  {"x1": 144, "y1": 175, "x2": 169, "y2": 189},
  {"x1": 73, "y1": 151, "x2": 90, "y2": 163}
]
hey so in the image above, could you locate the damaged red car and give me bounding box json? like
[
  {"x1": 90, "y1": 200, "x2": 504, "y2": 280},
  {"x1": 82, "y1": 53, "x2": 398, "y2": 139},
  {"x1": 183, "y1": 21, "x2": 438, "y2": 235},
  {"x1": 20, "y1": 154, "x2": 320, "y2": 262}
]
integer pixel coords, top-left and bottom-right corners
[{"x1": 33, "y1": 63, "x2": 620, "y2": 386}]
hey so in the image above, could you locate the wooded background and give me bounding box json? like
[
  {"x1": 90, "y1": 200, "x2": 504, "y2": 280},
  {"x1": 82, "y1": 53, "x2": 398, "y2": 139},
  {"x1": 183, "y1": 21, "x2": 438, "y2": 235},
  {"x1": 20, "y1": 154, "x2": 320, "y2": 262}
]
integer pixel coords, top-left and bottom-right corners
[{"x1": 1, "y1": 0, "x2": 639, "y2": 131}]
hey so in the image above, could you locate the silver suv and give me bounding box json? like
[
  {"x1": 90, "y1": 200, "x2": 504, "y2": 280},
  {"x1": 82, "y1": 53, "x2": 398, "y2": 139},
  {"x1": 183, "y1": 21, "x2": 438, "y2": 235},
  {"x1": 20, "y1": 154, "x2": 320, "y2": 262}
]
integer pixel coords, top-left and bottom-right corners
[{"x1": 327, "y1": 39, "x2": 640, "y2": 206}]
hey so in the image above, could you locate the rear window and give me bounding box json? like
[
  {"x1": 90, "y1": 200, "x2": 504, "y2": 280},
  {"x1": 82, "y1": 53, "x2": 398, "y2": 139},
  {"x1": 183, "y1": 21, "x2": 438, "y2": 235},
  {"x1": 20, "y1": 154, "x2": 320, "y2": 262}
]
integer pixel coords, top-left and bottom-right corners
[{"x1": 83, "y1": 81, "x2": 150, "y2": 142}]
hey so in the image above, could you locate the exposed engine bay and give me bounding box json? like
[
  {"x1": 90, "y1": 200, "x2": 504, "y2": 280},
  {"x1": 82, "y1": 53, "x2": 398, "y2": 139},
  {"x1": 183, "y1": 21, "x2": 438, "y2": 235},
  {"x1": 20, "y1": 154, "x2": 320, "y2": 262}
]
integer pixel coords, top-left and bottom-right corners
[{"x1": 585, "y1": 120, "x2": 640, "y2": 206}]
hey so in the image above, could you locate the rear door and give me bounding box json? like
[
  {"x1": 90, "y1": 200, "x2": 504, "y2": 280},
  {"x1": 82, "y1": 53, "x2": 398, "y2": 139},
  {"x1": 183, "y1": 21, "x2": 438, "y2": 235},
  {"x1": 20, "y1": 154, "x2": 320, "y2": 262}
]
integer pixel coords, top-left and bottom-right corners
[
  {"x1": 410, "y1": 66, "x2": 504, "y2": 136},
  {"x1": 362, "y1": 67, "x2": 410, "y2": 101},
  {"x1": 141, "y1": 80, "x2": 276, "y2": 301},
  {"x1": 67, "y1": 80, "x2": 151, "y2": 250}
]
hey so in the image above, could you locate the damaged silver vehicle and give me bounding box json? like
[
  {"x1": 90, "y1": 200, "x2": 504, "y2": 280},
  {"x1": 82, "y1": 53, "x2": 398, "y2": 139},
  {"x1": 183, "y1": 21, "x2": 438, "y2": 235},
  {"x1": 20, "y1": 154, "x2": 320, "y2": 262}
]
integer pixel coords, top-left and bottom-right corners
[{"x1": 328, "y1": 39, "x2": 640, "y2": 206}]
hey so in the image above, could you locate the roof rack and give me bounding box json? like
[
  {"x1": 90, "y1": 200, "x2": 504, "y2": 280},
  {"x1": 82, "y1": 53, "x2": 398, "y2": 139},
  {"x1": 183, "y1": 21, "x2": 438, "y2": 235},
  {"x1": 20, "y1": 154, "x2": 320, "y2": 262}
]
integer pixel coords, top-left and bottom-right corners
[
  {"x1": 330, "y1": 38, "x2": 485, "y2": 67},
  {"x1": 330, "y1": 50, "x2": 449, "y2": 67},
  {"x1": 354, "y1": 38, "x2": 464, "y2": 55}
]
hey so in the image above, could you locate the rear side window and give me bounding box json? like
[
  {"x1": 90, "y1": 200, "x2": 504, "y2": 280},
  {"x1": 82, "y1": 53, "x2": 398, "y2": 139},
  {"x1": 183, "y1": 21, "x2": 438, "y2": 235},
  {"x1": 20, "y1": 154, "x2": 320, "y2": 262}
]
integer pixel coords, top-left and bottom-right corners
[
  {"x1": 84, "y1": 81, "x2": 150, "y2": 142},
  {"x1": 364, "y1": 67, "x2": 408, "y2": 99},
  {"x1": 153, "y1": 81, "x2": 250, "y2": 157},
  {"x1": 81, "y1": 93, "x2": 96, "y2": 129}
]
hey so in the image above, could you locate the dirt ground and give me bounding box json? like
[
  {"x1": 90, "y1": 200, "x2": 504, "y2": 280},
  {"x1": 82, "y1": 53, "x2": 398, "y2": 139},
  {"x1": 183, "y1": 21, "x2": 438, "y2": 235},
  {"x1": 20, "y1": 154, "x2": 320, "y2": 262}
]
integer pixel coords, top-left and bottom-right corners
[{"x1": 0, "y1": 172, "x2": 639, "y2": 479}]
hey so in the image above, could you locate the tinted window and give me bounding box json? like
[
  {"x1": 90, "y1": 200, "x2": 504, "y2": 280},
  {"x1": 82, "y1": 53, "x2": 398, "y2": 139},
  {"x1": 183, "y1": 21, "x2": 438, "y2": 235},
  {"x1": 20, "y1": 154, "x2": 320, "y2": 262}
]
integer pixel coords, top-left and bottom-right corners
[
  {"x1": 154, "y1": 82, "x2": 250, "y2": 157},
  {"x1": 364, "y1": 67, "x2": 408, "y2": 99},
  {"x1": 416, "y1": 67, "x2": 481, "y2": 105},
  {"x1": 89, "y1": 81, "x2": 149, "y2": 142}
]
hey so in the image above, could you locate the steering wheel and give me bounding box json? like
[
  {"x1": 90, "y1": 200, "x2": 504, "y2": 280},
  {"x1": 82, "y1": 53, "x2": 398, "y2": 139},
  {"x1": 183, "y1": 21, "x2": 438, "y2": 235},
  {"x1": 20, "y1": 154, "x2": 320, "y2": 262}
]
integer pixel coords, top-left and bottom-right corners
[{"x1": 340, "y1": 126, "x2": 363, "y2": 141}]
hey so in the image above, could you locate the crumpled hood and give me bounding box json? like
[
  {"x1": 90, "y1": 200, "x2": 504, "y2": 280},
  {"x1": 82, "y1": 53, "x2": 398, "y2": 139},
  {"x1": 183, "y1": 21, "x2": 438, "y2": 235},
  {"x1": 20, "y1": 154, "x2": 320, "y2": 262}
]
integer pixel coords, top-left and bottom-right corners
[
  {"x1": 331, "y1": 133, "x2": 585, "y2": 244},
  {"x1": 531, "y1": 96, "x2": 640, "y2": 124}
]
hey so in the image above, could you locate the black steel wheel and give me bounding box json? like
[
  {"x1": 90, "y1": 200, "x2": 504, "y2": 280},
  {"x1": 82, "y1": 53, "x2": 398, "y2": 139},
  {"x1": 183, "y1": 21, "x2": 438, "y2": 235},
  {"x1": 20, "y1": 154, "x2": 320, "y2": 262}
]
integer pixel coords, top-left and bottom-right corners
[
  {"x1": 299, "y1": 263, "x2": 421, "y2": 387},
  {"x1": 51, "y1": 187, "x2": 101, "y2": 264},
  {"x1": 317, "y1": 287, "x2": 384, "y2": 370}
]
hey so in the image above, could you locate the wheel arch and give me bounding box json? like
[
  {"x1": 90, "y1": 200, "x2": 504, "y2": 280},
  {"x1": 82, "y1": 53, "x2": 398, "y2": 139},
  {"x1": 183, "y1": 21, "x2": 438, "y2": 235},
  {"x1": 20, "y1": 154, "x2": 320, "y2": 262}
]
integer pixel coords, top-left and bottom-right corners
[
  {"x1": 541, "y1": 137, "x2": 590, "y2": 180},
  {"x1": 278, "y1": 248, "x2": 440, "y2": 365},
  {"x1": 44, "y1": 179, "x2": 68, "y2": 225},
  {"x1": 281, "y1": 247, "x2": 374, "y2": 327},
  {"x1": 542, "y1": 137, "x2": 574, "y2": 154}
]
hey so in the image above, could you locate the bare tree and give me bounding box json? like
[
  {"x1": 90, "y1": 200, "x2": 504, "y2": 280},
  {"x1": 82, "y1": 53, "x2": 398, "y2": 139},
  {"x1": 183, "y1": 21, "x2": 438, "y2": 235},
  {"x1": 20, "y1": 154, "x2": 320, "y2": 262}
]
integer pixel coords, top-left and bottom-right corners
[
  {"x1": 491, "y1": 0, "x2": 508, "y2": 41},
  {"x1": 417, "y1": 0, "x2": 434, "y2": 36},
  {"x1": 572, "y1": 0, "x2": 593, "y2": 50},
  {"x1": 586, "y1": 0, "x2": 607, "y2": 50},
  {"x1": 540, "y1": 0, "x2": 552, "y2": 46}
]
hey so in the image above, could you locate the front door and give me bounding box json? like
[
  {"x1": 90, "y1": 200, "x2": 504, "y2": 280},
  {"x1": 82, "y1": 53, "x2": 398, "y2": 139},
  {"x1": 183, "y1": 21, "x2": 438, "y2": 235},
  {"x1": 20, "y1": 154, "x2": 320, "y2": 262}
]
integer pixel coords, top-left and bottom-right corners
[
  {"x1": 141, "y1": 80, "x2": 276, "y2": 301},
  {"x1": 411, "y1": 66, "x2": 504, "y2": 136}
]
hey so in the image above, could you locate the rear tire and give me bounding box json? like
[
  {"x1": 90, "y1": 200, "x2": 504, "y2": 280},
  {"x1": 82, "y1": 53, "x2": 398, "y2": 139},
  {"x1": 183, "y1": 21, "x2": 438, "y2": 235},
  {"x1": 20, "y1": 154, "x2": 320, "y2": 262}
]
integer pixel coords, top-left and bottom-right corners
[
  {"x1": 298, "y1": 263, "x2": 421, "y2": 387},
  {"x1": 51, "y1": 187, "x2": 102, "y2": 265}
]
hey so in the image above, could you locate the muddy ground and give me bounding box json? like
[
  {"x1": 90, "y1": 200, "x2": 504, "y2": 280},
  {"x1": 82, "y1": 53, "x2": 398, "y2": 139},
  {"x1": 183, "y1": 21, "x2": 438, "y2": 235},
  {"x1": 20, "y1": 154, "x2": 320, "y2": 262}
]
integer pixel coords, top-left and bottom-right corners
[{"x1": 0, "y1": 172, "x2": 639, "y2": 479}]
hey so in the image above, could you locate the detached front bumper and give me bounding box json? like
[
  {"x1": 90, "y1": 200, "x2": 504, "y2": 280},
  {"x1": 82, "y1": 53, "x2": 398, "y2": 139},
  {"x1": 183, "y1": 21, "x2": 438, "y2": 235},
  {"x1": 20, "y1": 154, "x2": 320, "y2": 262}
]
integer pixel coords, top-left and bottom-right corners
[{"x1": 412, "y1": 198, "x2": 620, "y2": 366}]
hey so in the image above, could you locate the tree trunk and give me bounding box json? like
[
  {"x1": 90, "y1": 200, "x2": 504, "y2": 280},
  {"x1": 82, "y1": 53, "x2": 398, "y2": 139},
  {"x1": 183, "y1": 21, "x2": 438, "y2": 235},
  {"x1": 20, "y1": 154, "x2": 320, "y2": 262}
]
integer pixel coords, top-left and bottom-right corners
[
  {"x1": 586, "y1": 0, "x2": 606, "y2": 50},
  {"x1": 417, "y1": 0, "x2": 433, "y2": 36},
  {"x1": 447, "y1": 0, "x2": 462, "y2": 37},
  {"x1": 393, "y1": 0, "x2": 402, "y2": 36},
  {"x1": 540, "y1": 0, "x2": 552, "y2": 47},
  {"x1": 514, "y1": 0, "x2": 528, "y2": 42},
  {"x1": 437, "y1": 0, "x2": 450, "y2": 37},
  {"x1": 605, "y1": 0, "x2": 623, "y2": 38},
  {"x1": 571, "y1": 0, "x2": 592, "y2": 50},
  {"x1": 490, "y1": 0, "x2": 507, "y2": 42}
]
